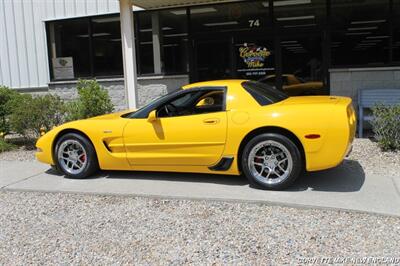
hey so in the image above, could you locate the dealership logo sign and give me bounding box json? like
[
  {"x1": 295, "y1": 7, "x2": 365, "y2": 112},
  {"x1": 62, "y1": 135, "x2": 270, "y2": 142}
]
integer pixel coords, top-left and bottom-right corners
[
  {"x1": 239, "y1": 43, "x2": 271, "y2": 69},
  {"x1": 58, "y1": 58, "x2": 68, "y2": 67},
  {"x1": 52, "y1": 57, "x2": 74, "y2": 80}
]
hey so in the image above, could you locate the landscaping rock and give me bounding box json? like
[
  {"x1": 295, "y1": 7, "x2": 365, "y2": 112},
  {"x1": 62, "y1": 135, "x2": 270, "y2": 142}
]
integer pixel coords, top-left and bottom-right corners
[{"x1": 0, "y1": 191, "x2": 399, "y2": 264}]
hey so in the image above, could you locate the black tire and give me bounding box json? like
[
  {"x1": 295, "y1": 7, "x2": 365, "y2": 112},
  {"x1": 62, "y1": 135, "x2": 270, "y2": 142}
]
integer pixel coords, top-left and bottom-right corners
[
  {"x1": 241, "y1": 133, "x2": 302, "y2": 190},
  {"x1": 54, "y1": 133, "x2": 99, "y2": 179}
]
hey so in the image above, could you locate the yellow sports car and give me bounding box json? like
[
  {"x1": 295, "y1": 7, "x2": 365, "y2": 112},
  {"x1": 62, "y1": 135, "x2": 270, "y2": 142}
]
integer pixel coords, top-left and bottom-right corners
[{"x1": 36, "y1": 80, "x2": 356, "y2": 190}]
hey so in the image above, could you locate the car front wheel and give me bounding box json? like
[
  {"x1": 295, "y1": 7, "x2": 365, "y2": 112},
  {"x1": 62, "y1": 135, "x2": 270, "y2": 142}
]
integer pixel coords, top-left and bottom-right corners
[
  {"x1": 54, "y1": 133, "x2": 99, "y2": 179},
  {"x1": 241, "y1": 133, "x2": 302, "y2": 190}
]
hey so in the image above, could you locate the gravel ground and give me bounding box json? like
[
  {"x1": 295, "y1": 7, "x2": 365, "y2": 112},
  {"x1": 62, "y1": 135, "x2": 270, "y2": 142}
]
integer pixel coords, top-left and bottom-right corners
[
  {"x1": 1, "y1": 138, "x2": 398, "y2": 177},
  {"x1": 347, "y1": 139, "x2": 400, "y2": 177},
  {"x1": 0, "y1": 191, "x2": 399, "y2": 265},
  {"x1": 0, "y1": 146, "x2": 36, "y2": 161}
]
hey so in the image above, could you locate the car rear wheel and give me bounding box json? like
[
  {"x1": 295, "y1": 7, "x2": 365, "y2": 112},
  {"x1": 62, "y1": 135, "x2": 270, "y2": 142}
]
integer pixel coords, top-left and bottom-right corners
[
  {"x1": 55, "y1": 133, "x2": 99, "y2": 179},
  {"x1": 241, "y1": 133, "x2": 302, "y2": 190}
]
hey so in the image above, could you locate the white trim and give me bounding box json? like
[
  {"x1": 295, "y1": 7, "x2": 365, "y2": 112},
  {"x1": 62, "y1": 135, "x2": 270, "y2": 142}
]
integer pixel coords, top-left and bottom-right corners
[
  {"x1": 329, "y1": 66, "x2": 400, "y2": 73},
  {"x1": 137, "y1": 74, "x2": 189, "y2": 80},
  {"x1": 48, "y1": 74, "x2": 190, "y2": 85},
  {"x1": 42, "y1": 11, "x2": 120, "y2": 22}
]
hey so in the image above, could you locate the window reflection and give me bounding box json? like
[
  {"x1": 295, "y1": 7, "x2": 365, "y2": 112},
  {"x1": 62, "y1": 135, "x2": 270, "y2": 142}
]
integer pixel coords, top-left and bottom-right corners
[
  {"x1": 160, "y1": 9, "x2": 189, "y2": 74},
  {"x1": 92, "y1": 16, "x2": 123, "y2": 76},
  {"x1": 195, "y1": 40, "x2": 231, "y2": 81},
  {"x1": 274, "y1": 0, "x2": 326, "y2": 95},
  {"x1": 331, "y1": 0, "x2": 390, "y2": 66},
  {"x1": 137, "y1": 12, "x2": 155, "y2": 74},
  {"x1": 190, "y1": 2, "x2": 270, "y2": 34},
  {"x1": 274, "y1": 0, "x2": 325, "y2": 31},
  {"x1": 51, "y1": 18, "x2": 91, "y2": 79},
  {"x1": 136, "y1": 9, "x2": 189, "y2": 75},
  {"x1": 393, "y1": 1, "x2": 400, "y2": 63}
]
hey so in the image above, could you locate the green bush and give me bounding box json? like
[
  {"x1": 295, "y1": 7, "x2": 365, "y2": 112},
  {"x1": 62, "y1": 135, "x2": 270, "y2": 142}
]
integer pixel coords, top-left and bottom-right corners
[
  {"x1": 0, "y1": 138, "x2": 16, "y2": 153},
  {"x1": 9, "y1": 94, "x2": 66, "y2": 139},
  {"x1": 66, "y1": 79, "x2": 114, "y2": 121},
  {"x1": 0, "y1": 86, "x2": 19, "y2": 135},
  {"x1": 371, "y1": 104, "x2": 400, "y2": 151}
]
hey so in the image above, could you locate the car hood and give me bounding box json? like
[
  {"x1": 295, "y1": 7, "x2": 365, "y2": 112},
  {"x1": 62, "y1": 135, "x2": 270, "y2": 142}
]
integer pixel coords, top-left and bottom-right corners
[{"x1": 87, "y1": 110, "x2": 136, "y2": 120}]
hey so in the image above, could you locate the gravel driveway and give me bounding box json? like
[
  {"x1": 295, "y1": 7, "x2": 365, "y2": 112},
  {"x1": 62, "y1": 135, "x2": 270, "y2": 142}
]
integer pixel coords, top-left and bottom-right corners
[{"x1": 0, "y1": 191, "x2": 399, "y2": 265}]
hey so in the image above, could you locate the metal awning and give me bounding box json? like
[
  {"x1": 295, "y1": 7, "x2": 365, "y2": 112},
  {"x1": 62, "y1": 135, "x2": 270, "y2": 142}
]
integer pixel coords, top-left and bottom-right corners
[{"x1": 131, "y1": 0, "x2": 242, "y2": 10}]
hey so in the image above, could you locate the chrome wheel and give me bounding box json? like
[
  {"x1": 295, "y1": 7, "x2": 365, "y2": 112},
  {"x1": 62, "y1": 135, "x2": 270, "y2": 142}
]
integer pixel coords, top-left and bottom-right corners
[
  {"x1": 57, "y1": 140, "x2": 88, "y2": 175},
  {"x1": 248, "y1": 140, "x2": 293, "y2": 185}
]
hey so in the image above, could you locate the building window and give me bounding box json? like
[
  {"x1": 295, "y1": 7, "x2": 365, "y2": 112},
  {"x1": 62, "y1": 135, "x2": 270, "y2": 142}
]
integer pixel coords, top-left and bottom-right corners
[
  {"x1": 274, "y1": 0, "x2": 326, "y2": 92},
  {"x1": 49, "y1": 18, "x2": 91, "y2": 79},
  {"x1": 136, "y1": 9, "x2": 189, "y2": 75},
  {"x1": 274, "y1": 0, "x2": 326, "y2": 31},
  {"x1": 47, "y1": 15, "x2": 123, "y2": 81},
  {"x1": 331, "y1": 0, "x2": 390, "y2": 67},
  {"x1": 92, "y1": 16, "x2": 123, "y2": 76},
  {"x1": 136, "y1": 12, "x2": 155, "y2": 74},
  {"x1": 190, "y1": 2, "x2": 270, "y2": 34},
  {"x1": 190, "y1": 1, "x2": 271, "y2": 82},
  {"x1": 394, "y1": 0, "x2": 400, "y2": 63},
  {"x1": 159, "y1": 9, "x2": 189, "y2": 74}
]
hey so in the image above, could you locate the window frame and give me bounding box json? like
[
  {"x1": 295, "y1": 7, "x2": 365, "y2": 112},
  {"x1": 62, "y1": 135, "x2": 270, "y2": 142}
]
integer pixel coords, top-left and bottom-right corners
[
  {"x1": 134, "y1": 8, "x2": 190, "y2": 76},
  {"x1": 126, "y1": 86, "x2": 227, "y2": 119},
  {"x1": 242, "y1": 81, "x2": 288, "y2": 106},
  {"x1": 46, "y1": 14, "x2": 124, "y2": 82}
]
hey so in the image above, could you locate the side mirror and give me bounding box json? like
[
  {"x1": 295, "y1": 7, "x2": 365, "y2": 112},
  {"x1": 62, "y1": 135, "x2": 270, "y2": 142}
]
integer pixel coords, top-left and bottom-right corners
[{"x1": 147, "y1": 110, "x2": 157, "y2": 123}]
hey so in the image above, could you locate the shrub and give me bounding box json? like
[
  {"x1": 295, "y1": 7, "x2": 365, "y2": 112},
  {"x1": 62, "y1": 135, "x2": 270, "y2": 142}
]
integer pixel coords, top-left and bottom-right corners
[
  {"x1": 66, "y1": 79, "x2": 114, "y2": 121},
  {"x1": 371, "y1": 104, "x2": 400, "y2": 151},
  {"x1": 0, "y1": 138, "x2": 16, "y2": 153},
  {"x1": 0, "y1": 86, "x2": 19, "y2": 135},
  {"x1": 9, "y1": 94, "x2": 66, "y2": 139}
]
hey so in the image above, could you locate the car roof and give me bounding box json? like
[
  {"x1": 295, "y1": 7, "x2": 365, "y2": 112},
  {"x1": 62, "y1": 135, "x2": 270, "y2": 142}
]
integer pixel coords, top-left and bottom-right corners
[{"x1": 182, "y1": 79, "x2": 248, "y2": 90}]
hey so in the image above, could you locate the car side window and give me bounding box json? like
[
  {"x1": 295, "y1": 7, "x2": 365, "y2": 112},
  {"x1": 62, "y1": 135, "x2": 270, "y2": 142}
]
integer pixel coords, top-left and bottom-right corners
[{"x1": 157, "y1": 88, "x2": 225, "y2": 118}]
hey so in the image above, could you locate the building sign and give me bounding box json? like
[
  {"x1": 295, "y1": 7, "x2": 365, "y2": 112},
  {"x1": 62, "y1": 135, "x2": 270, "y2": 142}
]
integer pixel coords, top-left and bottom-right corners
[
  {"x1": 52, "y1": 57, "x2": 74, "y2": 80},
  {"x1": 237, "y1": 43, "x2": 273, "y2": 78}
]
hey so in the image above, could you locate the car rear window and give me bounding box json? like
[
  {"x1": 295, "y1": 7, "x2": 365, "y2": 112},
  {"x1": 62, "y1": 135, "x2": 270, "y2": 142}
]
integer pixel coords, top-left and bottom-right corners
[{"x1": 242, "y1": 81, "x2": 288, "y2": 106}]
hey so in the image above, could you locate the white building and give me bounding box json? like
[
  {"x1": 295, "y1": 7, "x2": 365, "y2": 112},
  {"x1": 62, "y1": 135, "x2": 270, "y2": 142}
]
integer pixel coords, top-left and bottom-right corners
[{"x1": 1, "y1": 0, "x2": 400, "y2": 110}]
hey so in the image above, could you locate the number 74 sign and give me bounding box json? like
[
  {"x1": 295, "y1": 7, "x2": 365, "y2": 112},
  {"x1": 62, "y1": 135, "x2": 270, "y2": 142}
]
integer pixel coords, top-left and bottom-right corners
[{"x1": 249, "y1": 19, "x2": 261, "y2": 27}]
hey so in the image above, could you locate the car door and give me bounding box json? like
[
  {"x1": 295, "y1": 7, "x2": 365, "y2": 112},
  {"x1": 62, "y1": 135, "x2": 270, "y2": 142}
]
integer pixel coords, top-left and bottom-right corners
[{"x1": 123, "y1": 88, "x2": 227, "y2": 166}]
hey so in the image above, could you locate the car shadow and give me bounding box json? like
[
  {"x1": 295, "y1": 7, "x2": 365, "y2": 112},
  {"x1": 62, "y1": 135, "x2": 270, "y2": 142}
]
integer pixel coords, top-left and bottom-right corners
[
  {"x1": 288, "y1": 159, "x2": 365, "y2": 192},
  {"x1": 48, "y1": 159, "x2": 365, "y2": 192}
]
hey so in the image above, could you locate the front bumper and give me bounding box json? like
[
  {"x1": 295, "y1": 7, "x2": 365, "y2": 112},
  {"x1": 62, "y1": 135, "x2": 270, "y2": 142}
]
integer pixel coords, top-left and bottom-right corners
[{"x1": 35, "y1": 133, "x2": 55, "y2": 165}]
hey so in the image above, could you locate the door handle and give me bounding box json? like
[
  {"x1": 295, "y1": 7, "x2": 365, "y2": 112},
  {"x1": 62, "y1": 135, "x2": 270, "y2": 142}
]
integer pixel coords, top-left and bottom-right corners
[{"x1": 203, "y1": 118, "x2": 220, "y2": 125}]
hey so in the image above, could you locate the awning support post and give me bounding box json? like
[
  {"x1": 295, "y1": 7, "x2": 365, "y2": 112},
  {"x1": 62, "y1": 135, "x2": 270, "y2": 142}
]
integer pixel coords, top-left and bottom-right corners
[{"x1": 119, "y1": 0, "x2": 138, "y2": 109}]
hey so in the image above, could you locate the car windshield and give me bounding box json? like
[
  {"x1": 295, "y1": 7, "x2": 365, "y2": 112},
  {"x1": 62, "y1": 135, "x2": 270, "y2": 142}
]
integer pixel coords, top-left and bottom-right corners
[
  {"x1": 242, "y1": 81, "x2": 288, "y2": 106},
  {"x1": 122, "y1": 88, "x2": 182, "y2": 118}
]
